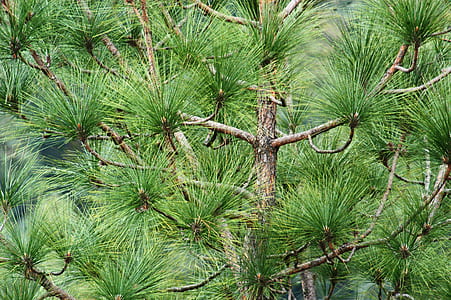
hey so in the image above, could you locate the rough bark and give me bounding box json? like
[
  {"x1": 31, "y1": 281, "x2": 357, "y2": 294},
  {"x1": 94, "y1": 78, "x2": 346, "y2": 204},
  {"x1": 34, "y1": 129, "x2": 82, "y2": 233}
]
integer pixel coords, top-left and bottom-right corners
[
  {"x1": 301, "y1": 270, "x2": 317, "y2": 300},
  {"x1": 254, "y1": 90, "x2": 278, "y2": 224}
]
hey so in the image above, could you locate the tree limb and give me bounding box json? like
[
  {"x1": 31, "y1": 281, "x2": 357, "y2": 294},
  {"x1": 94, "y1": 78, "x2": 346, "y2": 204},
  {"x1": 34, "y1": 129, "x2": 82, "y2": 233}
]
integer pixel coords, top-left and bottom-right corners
[
  {"x1": 372, "y1": 44, "x2": 409, "y2": 94},
  {"x1": 180, "y1": 113, "x2": 256, "y2": 144},
  {"x1": 382, "y1": 67, "x2": 451, "y2": 94},
  {"x1": 389, "y1": 163, "x2": 451, "y2": 240},
  {"x1": 394, "y1": 42, "x2": 419, "y2": 73},
  {"x1": 280, "y1": 0, "x2": 303, "y2": 19},
  {"x1": 192, "y1": 0, "x2": 259, "y2": 27},
  {"x1": 82, "y1": 139, "x2": 146, "y2": 169},
  {"x1": 382, "y1": 159, "x2": 424, "y2": 186},
  {"x1": 98, "y1": 122, "x2": 143, "y2": 164},
  {"x1": 361, "y1": 140, "x2": 403, "y2": 240},
  {"x1": 271, "y1": 119, "x2": 345, "y2": 148},
  {"x1": 126, "y1": 0, "x2": 159, "y2": 83},
  {"x1": 307, "y1": 127, "x2": 354, "y2": 154},
  {"x1": 166, "y1": 264, "x2": 229, "y2": 292},
  {"x1": 430, "y1": 27, "x2": 451, "y2": 37}
]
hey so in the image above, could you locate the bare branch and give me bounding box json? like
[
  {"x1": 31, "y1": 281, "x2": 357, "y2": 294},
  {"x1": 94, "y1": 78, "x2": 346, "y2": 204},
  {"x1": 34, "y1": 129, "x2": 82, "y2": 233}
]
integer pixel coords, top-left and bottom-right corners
[
  {"x1": 307, "y1": 127, "x2": 354, "y2": 154},
  {"x1": 180, "y1": 113, "x2": 256, "y2": 144},
  {"x1": 267, "y1": 243, "x2": 310, "y2": 259},
  {"x1": 361, "y1": 141, "x2": 403, "y2": 240},
  {"x1": 270, "y1": 240, "x2": 382, "y2": 281},
  {"x1": 280, "y1": 0, "x2": 303, "y2": 19},
  {"x1": 192, "y1": 0, "x2": 259, "y2": 27},
  {"x1": 166, "y1": 264, "x2": 229, "y2": 292},
  {"x1": 372, "y1": 44, "x2": 409, "y2": 94},
  {"x1": 394, "y1": 42, "x2": 419, "y2": 73},
  {"x1": 392, "y1": 293, "x2": 415, "y2": 300},
  {"x1": 49, "y1": 253, "x2": 72, "y2": 276},
  {"x1": 382, "y1": 67, "x2": 451, "y2": 94},
  {"x1": 19, "y1": 51, "x2": 72, "y2": 97},
  {"x1": 382, "y1": 160, "x2": 424, "y2": 186},
  {"x1": 82, "y1": 140, "x2": 146, "y2": 169},
  {"x1": 99, "y1": 122, "x2": 143, "y2": 164},
  {"x1": 389, "y1": 163, "x2": 451, "y2": 240},
  {"x1": 430, "y1": 27, "x2": 451, "y2": 37},
  {"x1": 126, "y1": 0, "x2": 159, "y2": 83},
  {"x1": 271, "y1": 119, "x2": 345, "y2": 148}
]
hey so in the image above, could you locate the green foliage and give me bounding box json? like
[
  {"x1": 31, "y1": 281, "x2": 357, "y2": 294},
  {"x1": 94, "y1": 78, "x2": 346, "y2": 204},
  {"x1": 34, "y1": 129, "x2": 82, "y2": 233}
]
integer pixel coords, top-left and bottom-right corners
[
  {"x1": 0, "y1": 0, "x2": 449, "y2": 299},
  {"x1": 365, "y1": 0, "x2": 450, "y2": 44}
]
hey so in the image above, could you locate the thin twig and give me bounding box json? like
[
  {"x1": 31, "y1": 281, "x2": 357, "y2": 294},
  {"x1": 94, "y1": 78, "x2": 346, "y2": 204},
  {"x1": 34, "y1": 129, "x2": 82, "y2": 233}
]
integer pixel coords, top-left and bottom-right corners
[
  {"x1": 192, "y1": 0, "x2": 259, "y2": 27},
  {"x1": 99, "y1": 122, "x2": 143, "y2": 164},
  {"x1": 307, "y1": 127, "x2": 354, "y2": 154},
  {"x1": 382, "y1": 160, "x2": 424, "y2": 186},
  {"x1": 82, "y1": 140, "x2": 146, "y2": 169},
  {"x1": 360, "y1": 140, "x2": 403, "y2": 240},
  {"x1": 382, "y1": 67, "x2": 451, "y2": 94},
  {"x1": 126, "y1": 0, "x2": 159, "y2": 83},
  {"x1": 430, "y1": 27, "x2": 451, "y2": 37},
  {"x1": 166, "y1": 264, "x2": 229, "y2": 292},
  {"x1": 267, "y1": 243, "x2": 310, "y2": 259}
]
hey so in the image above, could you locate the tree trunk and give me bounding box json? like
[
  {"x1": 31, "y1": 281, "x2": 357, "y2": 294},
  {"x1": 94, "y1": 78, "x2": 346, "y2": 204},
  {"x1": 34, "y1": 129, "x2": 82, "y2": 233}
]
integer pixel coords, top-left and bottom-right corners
[
  {"x1": 254, "y1": 91, "x2": 278, "y2": 224},
  {"x1": 301, "y1": 270, "x2": 317, "y2": 300}
]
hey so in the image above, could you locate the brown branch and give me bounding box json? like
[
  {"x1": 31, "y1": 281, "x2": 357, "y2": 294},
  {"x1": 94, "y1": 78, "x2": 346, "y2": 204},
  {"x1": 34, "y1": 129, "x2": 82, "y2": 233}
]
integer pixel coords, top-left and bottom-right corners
[
  {"x1": 126, "y1": 0, "x2": 158, "y2": 83},
  {"x1": 192, "y1": 0, "x2": 259, "y2": 27},
  {"x1": 307, "y1": 126, "x2": 354, "y2": 154},
  {"x1": 271, "y1": 118, "x2": 345, "y2": 148},
  {"x1": 159, "y1": 3, "x2": 184, "y2": 37},
  {"x1": 382, "y1": 67, "x2": 451, "y2": 94},
  {"x1": 49, "y1": 253, "x2": 72, "y2": 276},
  {"x1": 98, "y1": 122, "x2": 143, "y2": 164},
  {"x1": 372, "y1": 44, "x2": 409, "y2": 94},
  {"x1": 173, "y1": 130, "x2": 199, "y2": 169},
  {"x1": 394, "y1": 42, "x2": 419, "y2": 73},
  {"x1": 270, "y1": 240, "x2": 382, "y2": 281},
  {"x1": 430, "y1": 27, "x2": 451, "y2": 37},
  {"x1": 82, "y1": 139, "x2": 146, "y2": 169},
  {"x1": 27, "y1": 267, "x2": 77, "y2": 300},
  {"x1": 180, "y1": 113, "x2": 256, "y2": 145},
  {"x1": 20, "y1": 51, "x2": 72, "y2": 97},
  {"x1": 166, "y1": 264, "x2": 229, "y2": 292},
  {"x1": 86, "y1": 48, "x2": 127, "y2": 79},
  {"x1": 280, "y1": 0, "x2": 303, "y2": 19},
  {"x1": 382, "y1": 160, "x2": 424, "y2": 186},
  {"x1": 360, "y1": 140, "x2": 403, "y2": 240}
]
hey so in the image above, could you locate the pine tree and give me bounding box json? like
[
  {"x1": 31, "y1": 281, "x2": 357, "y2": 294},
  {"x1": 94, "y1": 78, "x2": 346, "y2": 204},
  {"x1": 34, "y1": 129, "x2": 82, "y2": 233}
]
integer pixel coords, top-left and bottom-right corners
[{"x1": 0, "y1": 0, "x2": 450, "y2": 299}]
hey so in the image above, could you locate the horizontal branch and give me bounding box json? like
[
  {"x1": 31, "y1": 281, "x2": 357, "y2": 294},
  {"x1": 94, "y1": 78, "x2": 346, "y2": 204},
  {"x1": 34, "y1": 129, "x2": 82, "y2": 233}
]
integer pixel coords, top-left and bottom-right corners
[
  {"x1": 188, "y1": 180, "x2": 255, "y2": 199},
  {"x1": 382, "y1": 67, "x2": 451, "y2": 94},
  {"x1": 166, "y1": 264, "x2": 229, "y2": 292},
  {"x1": 180, "y1": 113, "x2": 256, "y2": 144},
  {"x1": 307, "y1": 126, "x2": 354, "y2": 154},
  {"x1": 193, "y1": 0, "x2": 259, "y2": 27},
  {"x1": 270, "y1": 240, "x2": 383, "y2": 281},
  {"x1": 271, "y1": 118, "x2": 345, "y2": 148},
  {"x1": 430, "y1": 27, "x2": 451, "y2": 37}
]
